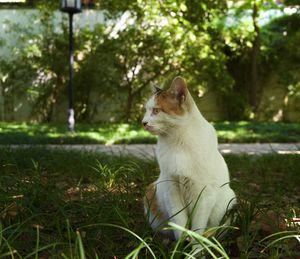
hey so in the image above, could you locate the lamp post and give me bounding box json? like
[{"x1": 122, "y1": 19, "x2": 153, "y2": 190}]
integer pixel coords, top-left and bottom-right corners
[{"x1": 60, "y1": 0, "x2": 81, "y2": 132}]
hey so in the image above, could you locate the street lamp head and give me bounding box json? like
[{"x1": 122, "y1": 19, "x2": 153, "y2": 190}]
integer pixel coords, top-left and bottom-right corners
[{"x1": 61, "y1": 0, "x2": 82, "y2": 14}]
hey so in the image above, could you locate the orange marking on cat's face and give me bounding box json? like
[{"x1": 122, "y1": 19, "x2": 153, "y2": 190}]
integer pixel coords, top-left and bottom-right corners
[
  {"x1": 155, "y1": 91, "x2": 184, "y2": 116},
  {"x1": 144, "y1": 183, "x2": 164, "y2": 219}
]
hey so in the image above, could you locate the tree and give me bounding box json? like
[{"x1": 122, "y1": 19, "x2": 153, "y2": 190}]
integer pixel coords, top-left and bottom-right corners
[
  {"x1": 4, "y1": 0, "x2": 297, "y2": 122},
  {"x1": 250, "y1": 0, "x2": 260, "y2": 109},
  {"x1": 75, "y1": 0, "x2": 233, "y2": 122},
  {"x1": 222, "y1": 0, "x2": 282, "y2": 118}
]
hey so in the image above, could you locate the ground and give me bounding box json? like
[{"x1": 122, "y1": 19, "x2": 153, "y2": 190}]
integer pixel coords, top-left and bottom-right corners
[
  {"x1": 0, "y1": 121, "x2": 300, "y2": 144},
  {"x1": 0, "y1": 147, "x2": 299, "y2": 258}
]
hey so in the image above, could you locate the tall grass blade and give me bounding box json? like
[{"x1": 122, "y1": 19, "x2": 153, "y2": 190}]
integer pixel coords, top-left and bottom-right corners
[
  {"x1": 0, "y1": 235, "x2": 18, "y2": 259},
  {"x1": 125, "y1": 241, "x2": 145, "y2": 259},
  {"x1": 23, "y1": 243, "x2": 63, "y2": 259},
  {"x1": 169, "y1": 222, "x2": 230, "y2": 259},
  {"x1": 66, "y1": 219, "x2": 73, "y2": 259},
  {"x1": 261, "y1": 234, "x2": 300, "y2": 252},
  {"x1": 35, "y1": 226, "x2": 40, "y2": 259},
  {"x1": 260, "y1": 230, "x2": 299, "y2": 242},
  {"x1": 81, "y1": 223, "x2": 156, "y2": 258},
  {"x1": 76, "y1": 231, "x2": 86, "y2": 259},
  {"x1": 0, "y1": 250, "x2": 17, "y2": 259}
]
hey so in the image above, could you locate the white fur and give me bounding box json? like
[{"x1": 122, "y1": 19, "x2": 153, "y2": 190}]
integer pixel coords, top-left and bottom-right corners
[{"x1": 143, "y1": 91, "x2": 236, "y2": 241}]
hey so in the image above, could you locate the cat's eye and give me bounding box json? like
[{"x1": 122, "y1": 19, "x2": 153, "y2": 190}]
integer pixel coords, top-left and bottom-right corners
[{"x1": 152, "y1": 108, "x2": 161, "y2": 115}]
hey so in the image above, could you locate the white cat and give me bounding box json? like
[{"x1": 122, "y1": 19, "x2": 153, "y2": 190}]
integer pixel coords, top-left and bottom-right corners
[{"x1": 142, "y1": 77, "x2": 236, "y2": 243}]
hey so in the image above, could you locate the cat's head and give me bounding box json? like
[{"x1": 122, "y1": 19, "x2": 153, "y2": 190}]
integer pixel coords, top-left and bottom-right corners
[{"x1": 142, "y1": 77, "x2": 190, "y2": 135}]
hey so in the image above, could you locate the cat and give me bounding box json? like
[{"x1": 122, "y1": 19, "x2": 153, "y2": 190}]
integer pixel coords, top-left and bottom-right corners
[{"x1": 142, "y1": 76, "x2": 236, "y2": 246}]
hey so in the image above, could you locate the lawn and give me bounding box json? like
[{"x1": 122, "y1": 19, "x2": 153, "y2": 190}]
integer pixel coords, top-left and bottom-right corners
[
  {"x1": 0, "y1": 148, "x2": 299, "y2": 258},
  {"x1": 0, "y1": 121, "x2": 299, "y2": 145}
]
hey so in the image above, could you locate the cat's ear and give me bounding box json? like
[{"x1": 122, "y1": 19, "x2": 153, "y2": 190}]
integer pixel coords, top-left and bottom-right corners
[
  {"x1": 150, "y1": 83, "x2": 163, "y2": 95},
  {"x1": 169, "y1": 76, "x2": 188, "y2": 104}
]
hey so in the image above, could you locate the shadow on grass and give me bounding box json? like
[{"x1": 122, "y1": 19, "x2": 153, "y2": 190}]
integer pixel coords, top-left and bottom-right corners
[{"x1": 0, "y1": 147, "x2": 299, "y2": 257}]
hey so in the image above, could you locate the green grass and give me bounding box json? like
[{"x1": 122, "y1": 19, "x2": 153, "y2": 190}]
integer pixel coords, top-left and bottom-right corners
[
  {"x1": 0, "y1": 148, "x2": 299, "y2": 258},
  {"x1": 0, "y1": 121, "x2": 299, "y2": 144}
]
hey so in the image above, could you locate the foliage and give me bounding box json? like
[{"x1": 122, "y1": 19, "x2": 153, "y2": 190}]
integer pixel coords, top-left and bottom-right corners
[
  {"x1": 75, "y1": 22, "x2": 176, "y2": 122},
  {"x1": 0, "y1": 8, "x2": 69, "y2": 122},
  {"x1": 0, "y1": 0, "x2": 234, "y2": 122},
  {"x1": 261, "y1": 13, "x2": 300, "y2": 98},
  {"x1": 0, "y1": 148, "x2": 299, "y2": 257},
  {"x1": 0, "y1": 0, "x2": 300, "y2": 122},
  {"x1": 0, "y1": 121, "x2": 299, "y2": 144},
  {"x1": 74, "y1": 0, "x2": 234, "y2": 122}
]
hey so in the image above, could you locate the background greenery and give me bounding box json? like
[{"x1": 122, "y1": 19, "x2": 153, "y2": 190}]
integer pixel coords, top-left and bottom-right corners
[{"x1": 1, "y1": 0, "x2": 300, "y2": 123}]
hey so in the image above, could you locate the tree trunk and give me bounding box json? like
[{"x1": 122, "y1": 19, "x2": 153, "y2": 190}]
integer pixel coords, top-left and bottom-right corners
[
  {"x1": 124, "y1": 87, "x2": 133, "y2": 122},
  {"x1": 250, "y1": 2, "x2": 260, "y2": 110}
]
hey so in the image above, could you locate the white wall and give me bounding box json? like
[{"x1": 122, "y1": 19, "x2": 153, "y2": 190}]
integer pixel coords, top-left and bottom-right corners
[
  {"x1": 0, "y1": 9, "x2": 106, "y2": 121},
  {"x1": 0, "y1": 9, "x2": 105, "y2": 59}
]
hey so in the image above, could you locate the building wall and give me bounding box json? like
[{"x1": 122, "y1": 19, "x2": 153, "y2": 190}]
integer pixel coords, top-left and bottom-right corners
[
  {"x1": 0, "y1": 9, "x2": 105, "y2": 121},
  {"x1": 257, "y1": 74, "x2": 300, "y2": 122},
  {"x1": 0, "y1": 9, "x2": 105, "y2": 59}
]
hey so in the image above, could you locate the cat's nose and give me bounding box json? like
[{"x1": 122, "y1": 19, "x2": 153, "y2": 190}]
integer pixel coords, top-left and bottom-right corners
[{"x1": 142, "y1": 121, "x2": 148, "y2": 127}]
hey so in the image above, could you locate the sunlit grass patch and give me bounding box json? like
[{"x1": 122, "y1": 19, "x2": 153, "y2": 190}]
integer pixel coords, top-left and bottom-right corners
[
  {"x1": 0, "y1": 148, "x2": 299, "y2": 258},
  {"x1": 0, "y1": 121, "x2": 299, "y2": 144},
  {"x1": 213, "y1": 121, "x2": 300, "y2": 143}
]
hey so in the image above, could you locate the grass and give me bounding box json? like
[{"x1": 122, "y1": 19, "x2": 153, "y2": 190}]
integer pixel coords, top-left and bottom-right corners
[
  {"x1": 0, "y1": 147, "x2": 299, "y2": 258},
  {"x1": 0, "y1": 121, "x2": 300, "y2": 144}
]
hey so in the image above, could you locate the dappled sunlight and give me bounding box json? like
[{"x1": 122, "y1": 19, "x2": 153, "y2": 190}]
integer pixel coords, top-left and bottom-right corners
[
  {"x1": 76, "y1": 131, "x2": 105, "y2": 141},
  {"x1": 278, "y1": 150, "x2": 300, "y2": 154},
  {"x1": 221, "y1": 149, "x2": 232, "y2": 154},
  {"x1": 0, "y1": 122, "x2": 299, "y2": 144},
  {"x1": 116, "y1": 123, "x2": 130, "y2": 133}
]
